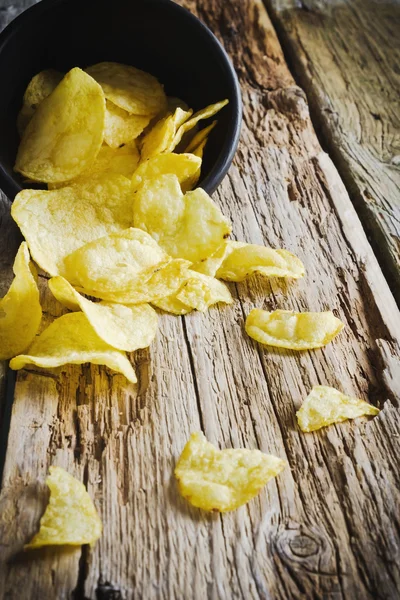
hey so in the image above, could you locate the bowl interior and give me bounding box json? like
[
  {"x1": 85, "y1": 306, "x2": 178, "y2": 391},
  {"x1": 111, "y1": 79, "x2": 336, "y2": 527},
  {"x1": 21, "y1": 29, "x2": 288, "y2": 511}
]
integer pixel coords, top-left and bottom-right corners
[{"x1": 0, "y1": 0, "x2": 241, "y2": 198}]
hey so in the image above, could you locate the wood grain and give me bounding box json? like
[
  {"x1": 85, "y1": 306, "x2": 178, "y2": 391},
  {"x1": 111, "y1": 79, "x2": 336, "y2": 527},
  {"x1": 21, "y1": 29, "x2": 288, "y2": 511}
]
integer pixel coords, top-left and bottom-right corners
[
  {"x1": 1, "y1": 0, "x2": 400, "y2": 599},
  {"x1": 265, "y1": 0, "x2": 400, "y2": 304}
]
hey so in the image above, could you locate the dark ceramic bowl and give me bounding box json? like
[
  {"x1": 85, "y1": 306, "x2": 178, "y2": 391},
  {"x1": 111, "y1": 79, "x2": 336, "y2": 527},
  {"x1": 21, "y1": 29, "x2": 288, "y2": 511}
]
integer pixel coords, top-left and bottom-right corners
[{"x1": 0, "y1": 0, "x2": 242, "y2": 199}]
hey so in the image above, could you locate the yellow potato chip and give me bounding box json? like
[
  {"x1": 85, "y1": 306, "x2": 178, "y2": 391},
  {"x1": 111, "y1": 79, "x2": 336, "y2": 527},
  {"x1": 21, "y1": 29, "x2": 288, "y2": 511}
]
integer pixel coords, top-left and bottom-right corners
[
  {"x1": 131, "y1": 153, "x2": 201, "y2": 192},
  {"x1": 0, "y1": 242, "x2": 42, "y2": 360},
  {"x1": 63, "y1": 228, "x2": 191, "y2": 304},
  {"x1": 86, "y1": 62, "x2": 167, "y2": 116},
  {"x1": 104, "y1": 100, "x2": 150, "y2": 148},
  {"x1": 48, "y1": 144, "x2": 140, "y2": 189},
  {"x1": 175, "y1": 432, "x2": 286, "y2": 512},
  {"x1": 192, "y1": 242, "x2": 228, "y2": 276},
  {"x1": 25, "y1": 466, "x2": 102, "y2": 548},
  {"x1": 10, "y1": 312, "x2": 137, "y2": 383},
  {"x1": 215, "y1": 241, "x2": 305, "y2": 281},
  {"x1": 11, "y1": 173, "x2": 132, "y2": 276},
  {"x1": 184, "y1": 120, "x2": 217, "y2": 153},
  {"x1": 168, "y1": 100, "x2": 228, "y2": 151},
  {"x1": 297, "y1": 386, "x2": 380, "y2": 432},
  {"x1": 17, "y1": 69, "x2": 63, "y2": 136},
  {"x1": 140, "y1": 107, "x2": 192, "y2": 162},
  {"x1": 245, "y1": 309, "x2": 344, "y2": 350},
  {"x1": 49, "y1": 276, "x2": 158, "y2": 352},
  {"x1": 154, "y1": 271, "x2": 232, "y2": 314},
  {"x1": 15, "y1": 68, "x2": 105, "y2": 183},
  {"x1": 133, "y1": 174, "x2": 231, "y2": 262}
]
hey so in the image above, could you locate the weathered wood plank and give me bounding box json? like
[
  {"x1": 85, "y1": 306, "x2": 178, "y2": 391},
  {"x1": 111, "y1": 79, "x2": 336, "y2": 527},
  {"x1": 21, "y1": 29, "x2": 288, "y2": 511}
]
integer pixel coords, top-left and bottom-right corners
[
  {"x1": 1, "y1": 1, "x2": 400, "y2": 599},
  {"x1": 265, "y1": 0, "x2": 400, "y2": 304}
]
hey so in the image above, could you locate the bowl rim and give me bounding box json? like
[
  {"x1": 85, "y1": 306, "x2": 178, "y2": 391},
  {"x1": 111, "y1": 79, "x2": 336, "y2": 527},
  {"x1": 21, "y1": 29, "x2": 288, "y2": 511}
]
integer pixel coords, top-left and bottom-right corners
[{"x1": 0, "y1": 0, "x2": 242, "y2": 198}]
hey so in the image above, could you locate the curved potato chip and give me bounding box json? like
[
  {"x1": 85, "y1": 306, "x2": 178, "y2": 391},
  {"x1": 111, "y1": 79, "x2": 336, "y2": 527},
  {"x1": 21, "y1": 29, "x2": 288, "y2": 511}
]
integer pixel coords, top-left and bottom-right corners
[
  {"x1": 49, "y1": 276, "x2": 158, "y2": 352},
  {"x1": 215, "y1": 241, "x2": 305, "y2": 281},
  {"x1": 192, "y1": 242, "x2": 229, "y2": 276},
  {"x1": 10, "y1": 312, "x2": 137, "y2": 383},
  {"x1": 0, "y1": 242, "x2": 42, "y2": 360},
  {"x1": 25, "y1": 466, "x2": 102, "y2": 548},
  {"x1": 104, "y1": 100, "x2": 150, "y2": 148},
  {"x1": 245, "y1": 309, "x2": 344, "y2": 350},
  {"x1": 11, "y1": 174, "x2": 132, "y2": 276},
  {"x1": 140, "y1": 107, "x2": 192, "y2": 162},
  {"x1": 86, "y1": 62, "x2": 167, "y2": 116},
  {"x1": 154, "y1": 271, "x2": 232, "y2": 314},
  {"x1": 15, "y1": 68, "x2": 106, "y2": 183},
  {"x1": 184, "y1": 120, "x2": 217, "y2": 154},
  {"x1": 131, "y1": 153, "x2": 201, "y2": 192},
  {"x1": 167, "y1": 99, "x2": 228, "y2": 151},
  {"x1": 63, "y1": 228, "x2": 191, "y2": 304},
  {"x1": 133, "y1": 174, "x2": 231, "y2": 262},
  {"x1": 175, "y1": 432, "x2": 286, "y2": 512},
  {"x1": 297, "y1": 386, "x2": 380, "y2": 432},
  {"x1": 17, "y1": 69, "x2": 63, "y2": 136}
]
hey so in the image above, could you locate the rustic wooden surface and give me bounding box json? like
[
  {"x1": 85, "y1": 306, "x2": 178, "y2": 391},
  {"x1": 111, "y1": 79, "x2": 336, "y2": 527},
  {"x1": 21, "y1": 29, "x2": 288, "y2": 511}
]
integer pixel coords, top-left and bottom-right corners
[
  {"x1": 265, "y1": 0, "x2": 400, "y2": 304},
  {"x1": 1, "y1": 0, "x2": 400, "y2": 599}
]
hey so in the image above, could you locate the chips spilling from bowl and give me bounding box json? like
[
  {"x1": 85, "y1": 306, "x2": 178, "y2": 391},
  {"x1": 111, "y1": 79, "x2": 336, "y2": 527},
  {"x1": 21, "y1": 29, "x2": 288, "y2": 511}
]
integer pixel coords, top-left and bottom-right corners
[
  {"x1": 296, "y1": 386, "x2": 380, "y2": 432},
  {"x1": 175, "y1": 432, "x2": 286, "y2": 512},
  {"x1": 25, "y1": 466, "x2": 102, "y2": 549}
]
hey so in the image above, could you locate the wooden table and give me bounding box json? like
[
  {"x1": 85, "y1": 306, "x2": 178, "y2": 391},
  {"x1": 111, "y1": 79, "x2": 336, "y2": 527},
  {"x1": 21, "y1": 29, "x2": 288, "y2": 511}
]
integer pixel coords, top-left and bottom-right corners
[{"x1": 1, "y1": 1, "x2": 399, "y2": 598}]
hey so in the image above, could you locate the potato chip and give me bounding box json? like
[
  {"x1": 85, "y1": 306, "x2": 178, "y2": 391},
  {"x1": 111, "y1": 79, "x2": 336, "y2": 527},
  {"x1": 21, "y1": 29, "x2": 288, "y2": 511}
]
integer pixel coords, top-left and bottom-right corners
[
  {"x1": 131, "y1": 153, "x2": 201, "y2": 192},
  {"x1": 86, "y1": 62, "x2": 167, "y2": 116},
  {"x1": 49, "y1": 276, "x2": 158, "y2": 352},
  {"x1": 154, "y1": 271, "x2": 232, "y2": 314},
  {"x1": 245, "y1": 309, "x2": 344, "y2": 350},
  {"x1": 48, "y1": 144, "x2": 140, "y2": 189},
  {"x1": 297, "y1": 386, "x2": 380, "y2": 432},
  {"x1": 11, "y1": 173, "x2": 132, "y2": 276},
  {"x1": 175, "y1": 432, "x2": 286, "y2": 512},
  {"x1": 184, "y1": 120, "x2": 217, "y2": 154},
  {"x1": 15, "y1": 68, "x2": 106, "y2": 183},
  {"x1": 104, "y1": 100, "x2": 150, "y2": 148},
  {"x1": 63, "y1": 228, "x2": 191, "y2": 304},
  {"x1": 133, "y1": 174, "x2": 231, "y2": 262},
  {"x1": 25, "y1": 466, "x2": 102, "y2": 548},
  {"x1": 17, "y1": 69, "x2": 63, "y2": 136},
  {"x1": 10, "y1": 312, "x2": 137, "y2": 383},
  {"x1": 168, "y1": 100, "x2": 228, "y2": 151},
  {"x1": 214, "y1": 241, "x2": 305, "y2": 281},
  {"x1": 192, "y1": 242, "x2": 228, "y2": 276},
  {"x1": 140, "y1": 107, "x2": 192, "y2": 162},
  {"x1": 0, "y1": 242, "x2": 42, "y2": 360}
]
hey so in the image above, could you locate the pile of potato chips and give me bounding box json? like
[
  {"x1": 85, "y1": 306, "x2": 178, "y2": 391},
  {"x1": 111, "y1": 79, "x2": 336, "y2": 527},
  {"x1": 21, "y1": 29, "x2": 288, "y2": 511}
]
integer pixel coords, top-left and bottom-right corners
[{"x1": 2, "y1": 62, "x2": 380, "y2": 535}]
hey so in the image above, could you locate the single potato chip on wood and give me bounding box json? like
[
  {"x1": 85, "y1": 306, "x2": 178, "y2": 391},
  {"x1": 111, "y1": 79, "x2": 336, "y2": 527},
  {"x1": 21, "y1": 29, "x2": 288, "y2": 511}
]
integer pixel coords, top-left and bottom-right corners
[
  {"x1": 15, "y1": 68, "x2": 106, "y2": 183},
  {"x1": 154, "y1": 271, "x2": 232, "y2": 315},
  {"x1": 133, "y1": 174, "x2": 231, "y2": 263},
  {"x1": 25, "y1": 466, "x2": 102, "y2": 548},
  {"x1": 17, "y1": 69, "x2": 63, "y2": 136},
  {"x1": 0, "y1": 242, "x2": 42, "y2": 360},
  {"x1": 140, "y1": 107, "x2": 192, "y2": 162},
  {"x1": 86, "y1": 62, "x2": 167, "y2": 117},
  {"x1": 11, "y1": 173, "x2": 133, "y2": 276},
  {"x1": 131, "y1": 153, "x2": 201, "y2": 192},
  {"x1": 175, "y1": 432, "x2": 286, "y2": 512},
  {"x1": 10, "y1": 312, "x2": 137, "y2": 383},
  {"x1": 63, "y1": 228, "x2": 191, "y2": 304},
  {"x1": 215, "y1": 241, "x2": 305, "y2": 281},
  {"x1": 49, "y1": 276, "x2": 158, "y2": 352},
  {"x1": 245, "y1": 309, "x2": 344, "y2": 350},
  {"x1": 297, "y1": 386, "x2": 380, "y2": 432},
  {"x1": 104, "y1": 100, "x2": 150, "y2": 148}
]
